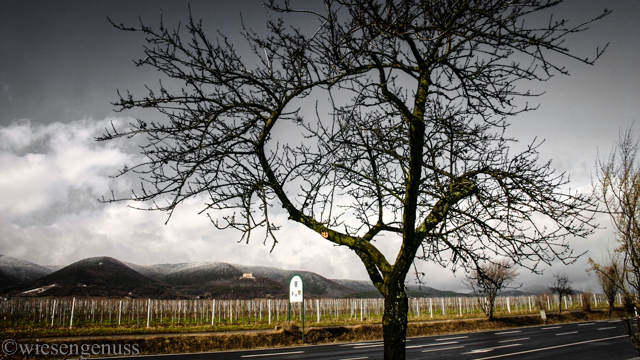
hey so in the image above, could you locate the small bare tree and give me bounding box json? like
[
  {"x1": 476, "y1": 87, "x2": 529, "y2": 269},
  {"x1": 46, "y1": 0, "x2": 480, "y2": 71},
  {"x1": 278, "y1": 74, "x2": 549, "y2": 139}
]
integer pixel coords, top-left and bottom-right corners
[
  {"x1": 588, "y1": 253, "x2": 624, "y2": 317},
  {"x1": 464, "y1": 258, "x2": 519, "y2": 320},
  {"x1": 594, "y1": 128, "x2": 640, "y2": 296},
  {"x1": 549, "y1": 273, "x2": 574, "y2": 313}
]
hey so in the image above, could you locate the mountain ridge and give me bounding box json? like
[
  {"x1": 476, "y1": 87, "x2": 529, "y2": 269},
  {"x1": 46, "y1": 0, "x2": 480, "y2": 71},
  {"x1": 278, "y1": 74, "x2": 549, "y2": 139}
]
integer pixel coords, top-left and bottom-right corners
[
  {"x1": 6, "y1": 256, "x2": 181, "y2": 298},
  {"x1": 1, "y1": 255, "x2": 509, "y2": 299}
]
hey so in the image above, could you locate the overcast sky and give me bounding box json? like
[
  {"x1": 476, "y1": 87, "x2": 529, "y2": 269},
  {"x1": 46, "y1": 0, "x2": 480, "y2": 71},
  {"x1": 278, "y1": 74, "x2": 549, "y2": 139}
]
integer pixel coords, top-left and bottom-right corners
[{"x1": 1, "y1": 0, "x2": 639, "y2": 292}]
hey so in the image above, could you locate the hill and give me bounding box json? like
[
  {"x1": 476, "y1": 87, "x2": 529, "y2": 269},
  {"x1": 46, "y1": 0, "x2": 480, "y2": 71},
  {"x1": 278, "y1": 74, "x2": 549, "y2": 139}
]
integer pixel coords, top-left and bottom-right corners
[
  {"x1": 231, "y1": 264, "x2": 354, "y2": 298},
  {"x1": 0, "y1": 255, "x2": 54, "y2": 283},
  {"x1": 331, "y1": 279, "x2": 469, "y2": 298},
  {"x1": 0, "y1": 270, "x2": 21, "y2": 291},
  {"x1": 0, "y1": 255, "x2": 57, "y2": 293},
  {"x1": 132, "y1": 261, "x2": 355, "y2": 298},
  {"x1": 7, "y1": 256, "x2": 180, "y2": 298}
]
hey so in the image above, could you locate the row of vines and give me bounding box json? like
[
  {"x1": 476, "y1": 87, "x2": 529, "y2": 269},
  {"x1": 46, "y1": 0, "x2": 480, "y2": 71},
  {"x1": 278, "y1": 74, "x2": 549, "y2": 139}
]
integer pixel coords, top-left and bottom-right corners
[{"x1": 0, "y1": 293, "x2": 619, "y2": 330}]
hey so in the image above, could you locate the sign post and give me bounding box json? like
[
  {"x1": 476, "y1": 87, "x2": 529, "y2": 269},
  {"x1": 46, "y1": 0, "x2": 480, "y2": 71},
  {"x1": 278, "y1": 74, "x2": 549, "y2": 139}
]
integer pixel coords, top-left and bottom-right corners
[{"x1": 289, "y1": 274, "x2": 304, "y2": 344}]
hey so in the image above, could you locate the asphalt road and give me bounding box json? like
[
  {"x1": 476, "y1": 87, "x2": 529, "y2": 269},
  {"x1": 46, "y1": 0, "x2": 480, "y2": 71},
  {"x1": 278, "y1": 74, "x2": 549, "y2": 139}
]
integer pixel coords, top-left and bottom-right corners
[{"x1": 101, "y1": 319, "x2": 639, "y2": 360}]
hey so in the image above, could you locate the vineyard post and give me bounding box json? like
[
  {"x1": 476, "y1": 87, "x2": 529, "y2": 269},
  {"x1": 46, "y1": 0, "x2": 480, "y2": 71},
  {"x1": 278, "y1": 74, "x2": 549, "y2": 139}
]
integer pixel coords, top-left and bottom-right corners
[
  {"x1": 146, "y1": 299, "x2": 151, "y2": 328},
  {"x1": 51, "y1": 299, "x2": 56, "y2": 327},
  {"x1": 316, "y1": 299, "x2": 320, "y2": 323},
  {"x1": 69, "y1": 297, "x2": 76, "y2": 329},
  {"x1": 39, "y1": 300, "x2": 43, "y2": 327},
  {"x1": 212, "y1": 300, "x2": 215, "y2": 326},
  {"x1": 268, "y1": 299, "x2": 271, "y2": 324},
  {"x1": 118, "y1": 300, "x2": 122, "y2": 326},
  {"x1": 507, "y1": 297, "x2": 511, "y2": 314}
]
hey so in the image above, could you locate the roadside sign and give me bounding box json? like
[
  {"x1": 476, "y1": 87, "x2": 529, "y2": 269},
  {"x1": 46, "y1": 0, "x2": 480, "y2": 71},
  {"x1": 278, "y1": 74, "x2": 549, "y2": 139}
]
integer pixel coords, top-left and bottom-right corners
[
  {"x1": 289, "y1": 274, "x2": 303, "y2": 303},
  {"x1": 288, "y1": 274, "x2": 305, "y2": 344}
]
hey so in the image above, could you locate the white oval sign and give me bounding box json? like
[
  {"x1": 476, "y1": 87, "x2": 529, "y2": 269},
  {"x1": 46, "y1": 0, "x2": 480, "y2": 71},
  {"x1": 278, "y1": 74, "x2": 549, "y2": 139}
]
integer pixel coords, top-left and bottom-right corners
[{"x1": 289, "y1": 274, "x2": 303, "y2": 303}]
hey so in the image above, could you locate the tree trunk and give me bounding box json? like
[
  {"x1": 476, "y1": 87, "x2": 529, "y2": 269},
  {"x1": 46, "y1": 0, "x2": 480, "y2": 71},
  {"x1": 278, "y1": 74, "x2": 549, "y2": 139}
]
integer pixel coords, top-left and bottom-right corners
[
  {"x1": 608, "y1": 301, "x2": 614, "y2": 318},
  {"x1": 383, "y1": 282, "x2": 409, "y2": 360},
  {"x1": 488, "y1": 295, "x2": 495, "y2": 321},
  {"x1": 558, "y1": 295, "x2": 562, "y2": 314}
]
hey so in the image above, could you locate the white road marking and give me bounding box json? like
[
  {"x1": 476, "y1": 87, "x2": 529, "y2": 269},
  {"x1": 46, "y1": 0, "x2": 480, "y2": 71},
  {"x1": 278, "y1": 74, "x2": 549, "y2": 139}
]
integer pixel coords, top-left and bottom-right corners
[
  {"x1": 465, "y1": 343, "x2": 521, "y2": 354},
  {"x1": 407, "y1": 341, "x2": 459, "y2": 349},
  {"x1": 495, "y1": 330, "x2": 521, "y2": 335},
  {"x1": 541, "y1": 326, "x2": 562, "y2": 330},
  {"x1": 469, "y1": 335, "x2": 627, "y2": 360},
  {"x1": 556, "y1": 331, "x2": 578, "y2": 336},
  {"x1": 241, "y1": 351, "x2": 305, "y2": 358},
  {"x1": 436, "y1": 335, "x2": 468, "y2": 341},
  {"x1": 421, "y1": 345, "x2": 465, "y2": 353},
  {"x1": 341, "y1": 342, "x2": 382, "y2": 347},
  {"x1": 598, "y1": 327, "x2": 617, "y2": 330},
  {"x1": 352, "y1": 344, "x2": 384, "y2": 349},
  {"x1": 578, "y1": 322, "x2": 595, "y2": 326},
  {"x1": 499, "y1": 337, "x2": 529, "y2": 343},
  {"x1": 338, "y1": 358, "x2": 368, "y2": 360}
]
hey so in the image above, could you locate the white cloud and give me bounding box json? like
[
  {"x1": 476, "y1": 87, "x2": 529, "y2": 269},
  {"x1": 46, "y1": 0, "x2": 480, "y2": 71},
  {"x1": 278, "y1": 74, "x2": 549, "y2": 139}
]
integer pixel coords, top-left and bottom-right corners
[
  {"x1": 0, "y1": 118, "x2": 133, "y2": 217},
  {"x1": 0, "y1": 152, "x2": 65, "y2": 215}
]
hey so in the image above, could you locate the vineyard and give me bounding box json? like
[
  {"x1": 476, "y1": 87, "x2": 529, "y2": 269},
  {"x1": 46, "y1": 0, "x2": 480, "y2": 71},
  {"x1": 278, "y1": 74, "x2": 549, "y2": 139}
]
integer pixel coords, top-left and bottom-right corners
[{"x1": 0, "y1": 293, "x2": 619, "y2": 332}]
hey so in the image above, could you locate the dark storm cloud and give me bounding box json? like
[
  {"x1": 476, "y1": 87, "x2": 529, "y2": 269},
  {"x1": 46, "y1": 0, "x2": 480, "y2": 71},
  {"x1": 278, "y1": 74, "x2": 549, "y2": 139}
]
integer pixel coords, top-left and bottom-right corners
[{"x1": 0, "y1": 0, "x2": 268, "y2": 125}]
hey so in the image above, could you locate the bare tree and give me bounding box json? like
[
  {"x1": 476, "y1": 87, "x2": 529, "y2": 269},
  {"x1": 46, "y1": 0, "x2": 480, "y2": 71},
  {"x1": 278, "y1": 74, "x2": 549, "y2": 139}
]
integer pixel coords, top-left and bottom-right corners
[
  {"x1": 99, "y1": 1, "x2": 607, "y2": 358},
  {"x1": 549, "y1": 273, "x2": 574, "y2": 313},
  {"x1": 588, "y1": 252, "x2": 624, "y2": 317},
  {"x1": 464, "y1": 258, "x2": 519, "y2": 320},
  {"x1": 594, "y1": 128, "x2": 640, "y2": 297}
]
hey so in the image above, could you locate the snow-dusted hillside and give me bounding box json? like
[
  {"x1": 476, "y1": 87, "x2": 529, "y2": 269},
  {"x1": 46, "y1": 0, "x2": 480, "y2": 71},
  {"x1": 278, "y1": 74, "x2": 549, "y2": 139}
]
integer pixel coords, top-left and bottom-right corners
[
  {"x1": 2, "y1": 255, "x2": 471, "y2": 298},
  {"x1": 331, "y1": 279, "x2": 378, "y2": 293},
  {"x1": 0, "y1": 255, "x2": 54, "y2": 283}
]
